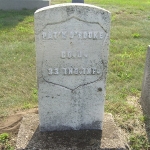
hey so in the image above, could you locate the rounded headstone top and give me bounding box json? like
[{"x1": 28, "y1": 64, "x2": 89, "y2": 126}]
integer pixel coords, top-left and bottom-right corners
[
  {"x1": 35, "y1": 3, "x2": 110, "y2": 14},
  {"x1": 34, "y1": 3, "x2": 111, "y2": 34}
]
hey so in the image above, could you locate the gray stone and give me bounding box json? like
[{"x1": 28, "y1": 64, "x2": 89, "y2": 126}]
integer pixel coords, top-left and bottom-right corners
[
  {"x1": 141, "y1": 46, "x2": 150, "y2": 115},
  {"x1": 35, "y1": 4, "x2": 111, "y2": 131},
  {"x1": 16, "y1": 113, "x2": 127, "y2": 149},
  {"x1": 0, "y1": 0, "x2": 49, "y2": 10},
  {"x1": 72, "y1": 0, "x2": 84, "y2": 3}
]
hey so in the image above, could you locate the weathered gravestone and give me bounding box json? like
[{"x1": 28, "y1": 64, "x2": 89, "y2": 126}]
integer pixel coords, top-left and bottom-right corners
[
  {"x1": 141, "y1": 46, "x2": 150, "y2": 115},
  {"x1": 35, "y1": 3, "x2": 111, "y2": 131}
]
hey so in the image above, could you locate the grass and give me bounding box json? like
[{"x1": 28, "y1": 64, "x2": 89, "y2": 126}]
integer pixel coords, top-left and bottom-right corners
[
  {"x1": 0, "y1": 9, "x2": 37, "y2": 116},
  {"x1": 0, "y1": 133, "x2": 14, "y2": 150},
  {"x1": 0, "y1": 0, "x2": 150, "y2": 149}
]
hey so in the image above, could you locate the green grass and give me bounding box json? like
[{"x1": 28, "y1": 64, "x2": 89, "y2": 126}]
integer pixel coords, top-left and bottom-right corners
[
  {"x1": 0, "y1": 133, "x2": 14, "y2": 150},
  {"x1": 0, "y1": 1, "x2": 150, "y2": 149},
  {"x1": 0, "y1": 10, "x2": 37, "y2": 116}
]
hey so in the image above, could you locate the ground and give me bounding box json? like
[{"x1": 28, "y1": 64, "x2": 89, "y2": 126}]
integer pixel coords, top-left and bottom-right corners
[
  {"x1": 0, "y1": 108, "x2": 38, "y2": 150},
  {"x1": 0, "y1": 109, "x2": 127, "y2": 150},
  {"x1": 0, "y1": 97, "x2": 149, "y2": 149}
]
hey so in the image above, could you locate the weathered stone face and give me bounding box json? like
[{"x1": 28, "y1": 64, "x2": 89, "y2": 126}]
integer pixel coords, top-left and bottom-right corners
[{"x1": 35, "y1": 3, "x2": 111, "y2": 131}]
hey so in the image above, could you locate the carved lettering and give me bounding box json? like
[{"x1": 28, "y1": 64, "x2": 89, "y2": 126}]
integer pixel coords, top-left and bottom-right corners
[
  {"x1": 92, "y1": 68, "x2": 96, "y2": 74},
  {"x1": 78, "y1": 32, "x2": 82, "y2": 39},
  {"x1": 61, "y1": 51, "x2": 66, "y2": 58},
  {"x1": 74, "y1": 68, "x2": 78, "y2": 74},
  {"x1": 42, "y1": 31, "x2": 104, "y2": 40},
  {"x1": 100, "y1": 33, "x2": 103, "y2": 39},
  {"x1": 63, "y1": 68, "x2": 67, "y2": 75},
  {"x1": 79, "y1": 69, "x2": 82, "y2": 74},
  {"x1": 62, "y1": 31, "x2": 67, "y2": 39},
  {"x1": 87, "y1": 68, "x2": 91, "y2": 74},
  {"x1": 77, "y1": 51, "x2": 82, "y2": 58},
  {"x1": 88, "y1": 32, "x2": 93, "y2": 39},
  {"x1": 70, "y1": 31, "x2": 74, "y2": 39},
  {"x1": 42, "y1": 32, "x2": 47, "y2": 39},
  {"x1": 48, "y1": 68, "x2": 59, "y2": 75},
  {"x1": 68, "y1": 68, "x2": 73, "y2": 74},
  {"x1": 61, "y1": 51, "x2": 88, "y2": 59},
  {"x1": 97, "y1": 69, "x2": 101, "y2": 74},
  {"x1": 48, "y1": 68, "x2": 52, "y2": 75},
  {"x1": 48, "y1": 68, "x2": 102, "y2": 75},
  {"x1": 83, "y1": 32, "x2": 88, "y2": 39},
  {"x1": 48, "y1": 32, "x2": 53, "y2": 39},
  {"x1": 67, "y1": 51, "x2": 72, "y2": 58},
  {"x1": 53, "y1": 32, "x2": 57, "y2": 39},
  {"x1": 94, "y1": 32, "x2": 98, "y2": 39},
  {"x1": 54, "y1": 68, "x2": 59, "y2": 75},
  {"x1": 82, "y1": 68, "x2": 86, "y2": 75}
]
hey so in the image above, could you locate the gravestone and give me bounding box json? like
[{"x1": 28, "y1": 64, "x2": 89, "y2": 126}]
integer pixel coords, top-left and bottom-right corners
[
  {"x1": 141, "y1": 46, "x2": 150, "y2": 115},
  {"x1": 72, "y1": 0, "x2": 84, "y2": 3},
  {"x1": 0, "y1": 0, "x2": 49, "y2": 10},
  {"x1": 35, "y1": 3, "x2": 111, "y2": 131}
]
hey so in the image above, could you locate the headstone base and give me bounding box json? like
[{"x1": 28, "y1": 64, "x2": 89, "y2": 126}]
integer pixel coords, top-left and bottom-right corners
[{"x1": 16, "y1": 113, "x2": 127, "y2": 150}]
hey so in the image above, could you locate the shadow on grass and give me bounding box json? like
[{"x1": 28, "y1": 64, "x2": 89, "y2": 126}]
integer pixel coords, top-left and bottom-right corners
[{"x1": 0, "y1": 9, "x2": 36, "y2": 29}]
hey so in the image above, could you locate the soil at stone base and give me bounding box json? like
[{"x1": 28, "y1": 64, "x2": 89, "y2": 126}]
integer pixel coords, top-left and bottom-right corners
[
  {"x1": 0, "y1": 108, "x2": 124, "y2": 150},
  {"x1": 0, "y1": 108, "x2": 38, "y2": 149},
  {"x1": 0, "y1": 101, "x2": 147, "y2": 150}
]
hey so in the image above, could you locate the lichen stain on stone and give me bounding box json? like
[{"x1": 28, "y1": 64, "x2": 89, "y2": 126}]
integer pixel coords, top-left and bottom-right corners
[
  {"x1": 66, "y1": 7, "x2": 75, "y2": 16},
  {"x1": 97, "y1": 88, "x2": 102, "y2": 92}
]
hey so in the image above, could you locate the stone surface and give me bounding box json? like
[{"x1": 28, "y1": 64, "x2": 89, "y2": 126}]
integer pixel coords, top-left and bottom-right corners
[
  {"x1": 35, "y1": 4, "x2": 111, "y2": 131},
  {"x1": 72, "y1": 0, "x2": 84, "y2": 3},
  {"x1": 0, "y1": 0, "x2": 49, "y2": 10},
  {"x1": 141, "y1": 46, "x2": 150, "y2": 115},
  {"x1": 16, "y1": 113, "x2": 127, "y2": 150}
]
